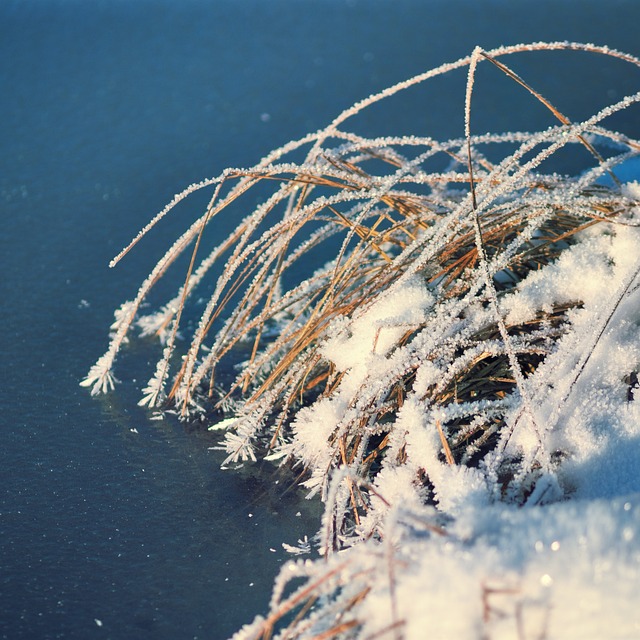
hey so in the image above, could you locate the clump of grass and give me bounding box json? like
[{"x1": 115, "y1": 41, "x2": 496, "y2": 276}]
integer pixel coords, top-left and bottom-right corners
[{"x1": 84, "y1": 42, "x2": 640, "y2": 638}]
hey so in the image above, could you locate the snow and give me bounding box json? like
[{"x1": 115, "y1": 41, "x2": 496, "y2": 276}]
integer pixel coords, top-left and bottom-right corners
[
  {"x1": 322, "y1": 277, "x2": 433, "y2": 371},
  {"x1": 232, "y1": 162, "x2": 640, "y2": 640},
  {"x1": 380, "y1": 495, "x2": 640, "y2": 640},
  {"x1": 379, "y1": 182, "x2": 640, "y2": 637}
]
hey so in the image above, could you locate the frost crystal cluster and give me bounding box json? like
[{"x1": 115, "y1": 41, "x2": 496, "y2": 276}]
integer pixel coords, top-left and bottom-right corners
[{"x1": 84, "y1": 43, "x2": 640, "y2": 639}]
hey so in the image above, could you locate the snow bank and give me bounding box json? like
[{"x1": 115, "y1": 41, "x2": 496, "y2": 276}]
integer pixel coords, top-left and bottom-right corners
[
  {"x1": 356, "y1": 495, "x2": 640, "y2": 639},
  {"x1": 233, "y1": 165, "x2": 640, "y2": 640}
]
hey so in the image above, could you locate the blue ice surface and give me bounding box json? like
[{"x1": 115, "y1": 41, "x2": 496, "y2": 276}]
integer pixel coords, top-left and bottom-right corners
[{"x1": 597, "y1": 156, "x2": 640, "y2": 186}]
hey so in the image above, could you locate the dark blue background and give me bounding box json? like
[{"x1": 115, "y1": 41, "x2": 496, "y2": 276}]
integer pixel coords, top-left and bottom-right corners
[{"x1": 2, "y1": 1, "x2": 640, "y2": 638}]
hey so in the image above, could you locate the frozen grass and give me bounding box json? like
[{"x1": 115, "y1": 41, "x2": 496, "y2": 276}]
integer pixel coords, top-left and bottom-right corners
[{"x1": 83, "y1": 42, "x2": 640, "y2": 638}]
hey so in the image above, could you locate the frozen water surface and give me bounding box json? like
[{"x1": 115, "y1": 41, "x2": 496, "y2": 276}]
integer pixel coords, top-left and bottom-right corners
[{"x1": 3, "y1": 1, "x2": 640, "y2": 639}]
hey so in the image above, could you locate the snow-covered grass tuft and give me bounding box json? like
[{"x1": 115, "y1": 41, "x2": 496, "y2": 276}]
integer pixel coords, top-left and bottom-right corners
[{"x1": 84, "y1": 42, "x2": 640, "y2": 639}]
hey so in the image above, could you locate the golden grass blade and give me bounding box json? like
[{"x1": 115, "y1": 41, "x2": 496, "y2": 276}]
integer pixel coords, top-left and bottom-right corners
[
  {"x1": 436, "y1": 420, "x2": 455, "y2": 466},
  {"x1": 477, "y1": 49, "x2": 622, "y2": 186}
]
